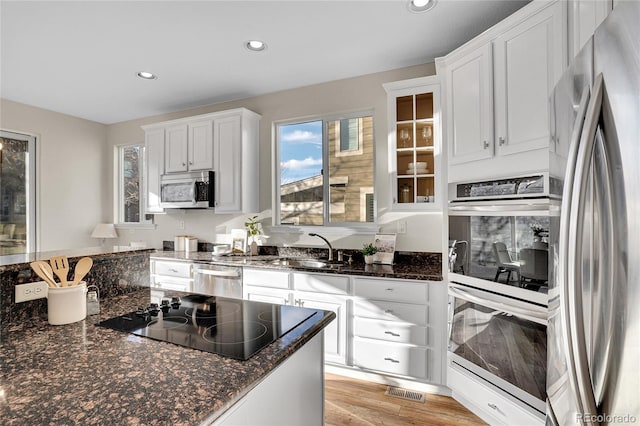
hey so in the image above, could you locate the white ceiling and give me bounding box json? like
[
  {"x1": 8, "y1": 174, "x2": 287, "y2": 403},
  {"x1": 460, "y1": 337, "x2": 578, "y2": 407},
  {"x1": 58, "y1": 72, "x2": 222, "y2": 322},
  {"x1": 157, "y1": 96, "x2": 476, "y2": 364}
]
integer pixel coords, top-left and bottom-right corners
[{"x1": 1, "y1": 0, "x2": 529, "y2": 124}]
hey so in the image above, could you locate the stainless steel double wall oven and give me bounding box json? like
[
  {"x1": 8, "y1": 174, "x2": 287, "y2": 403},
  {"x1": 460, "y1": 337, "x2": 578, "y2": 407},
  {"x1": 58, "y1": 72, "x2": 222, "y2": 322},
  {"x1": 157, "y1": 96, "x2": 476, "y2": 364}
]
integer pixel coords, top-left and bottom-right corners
[{"x1": 447, "y1": 175, "x2": 557, "y2": 418}]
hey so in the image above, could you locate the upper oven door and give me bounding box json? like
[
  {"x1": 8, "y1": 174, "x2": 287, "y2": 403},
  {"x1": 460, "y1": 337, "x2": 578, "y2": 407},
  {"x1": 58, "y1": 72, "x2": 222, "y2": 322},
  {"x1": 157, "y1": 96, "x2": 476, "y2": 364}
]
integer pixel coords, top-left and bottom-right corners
[{"x1": 448, "y1": 199, "x2": 557, "y2": 305}]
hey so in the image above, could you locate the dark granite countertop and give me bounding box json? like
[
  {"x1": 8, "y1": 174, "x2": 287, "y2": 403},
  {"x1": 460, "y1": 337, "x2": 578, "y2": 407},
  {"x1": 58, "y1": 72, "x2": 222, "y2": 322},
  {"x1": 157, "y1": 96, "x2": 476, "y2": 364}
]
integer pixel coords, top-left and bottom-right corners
[
  {"x1": 0, "y1": 289, "x2": 335, "y2": 425},
  {"x1": 151, "y1": 251, "x2": 444, "y2": 281},
  {"x1": 0, "y1": 246, "x2": 154, "y2": 270}
]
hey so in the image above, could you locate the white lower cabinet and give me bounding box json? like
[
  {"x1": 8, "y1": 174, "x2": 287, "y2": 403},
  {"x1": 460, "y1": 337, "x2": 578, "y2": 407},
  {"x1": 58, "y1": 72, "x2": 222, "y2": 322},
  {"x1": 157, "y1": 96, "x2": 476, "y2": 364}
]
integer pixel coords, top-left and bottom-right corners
[
  {"x1": 241, "y1": 268, "x2": 446, "y2": 386},
  {"x1": 352, "y1": 277, "x2": 444, "y2": 385},
  {"x1": 242, "y1": 269, "x2": 349, "y2": 366},
  {"x1": 354, "y1": 317, "x2": 428, "y2": 346},
  {"x1": 151, "y1": 259, "x2": 193, "y2": 292},
  {"x1": 294, "y1": 291, "x2": 348, "y2": 365},
  {"x1": 353, "y1": 337, "x2": 429, "y2": 380}
]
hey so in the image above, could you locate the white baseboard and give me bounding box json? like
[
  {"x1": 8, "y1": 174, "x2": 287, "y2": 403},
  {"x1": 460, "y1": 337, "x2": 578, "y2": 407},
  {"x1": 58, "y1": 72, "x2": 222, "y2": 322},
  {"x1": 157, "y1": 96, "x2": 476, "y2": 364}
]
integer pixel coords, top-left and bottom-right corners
[{"x1": 325, "y1": 364, "x2": 451, "y2": 397}]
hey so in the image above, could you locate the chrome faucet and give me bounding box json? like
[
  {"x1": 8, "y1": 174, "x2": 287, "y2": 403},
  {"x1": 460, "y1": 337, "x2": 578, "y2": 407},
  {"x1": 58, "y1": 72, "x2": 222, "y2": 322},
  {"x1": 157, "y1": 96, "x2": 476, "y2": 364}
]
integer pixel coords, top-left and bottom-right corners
[{"x1": 309, "y1": 233, "x2": 333, "y2": 262}]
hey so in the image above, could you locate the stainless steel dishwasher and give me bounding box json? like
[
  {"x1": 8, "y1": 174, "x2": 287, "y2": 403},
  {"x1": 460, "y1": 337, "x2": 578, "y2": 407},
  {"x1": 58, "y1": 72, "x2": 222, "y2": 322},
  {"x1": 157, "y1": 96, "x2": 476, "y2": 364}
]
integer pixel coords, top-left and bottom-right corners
[{"x1": 192, "y1": 263, "x2": 243, "y2": 299}]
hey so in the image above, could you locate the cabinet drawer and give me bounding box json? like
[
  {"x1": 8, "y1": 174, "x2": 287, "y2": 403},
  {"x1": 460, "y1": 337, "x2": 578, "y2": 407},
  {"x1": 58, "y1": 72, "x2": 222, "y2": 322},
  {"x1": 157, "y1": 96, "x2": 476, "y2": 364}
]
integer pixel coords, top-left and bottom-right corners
[
  {"x1": 448, "y1": 362, "x2": 544, "y2": 425},
  {"x1": 152, "y1": 276, "x2": 191, "y2": 292},
  {"x1": 243, "y1": 268, "x2": 290, "y2": 289},
  {"x1": 353, "y1": 278, "x2": 428, "y2": 304},
  {"x1": 354, "y1": 317, "x2": 428, "y2": 346},
  {"x1": 354, "y1": 299, "x2": 427, "y2": 325},
  {"x1": 293, "y1": 273, "x2": 349, "y2": 295},
  {"x1": 353, "y1": 338, "x2": 428, "y2": 379},
  {"x1": 153, "y1": 260, "x2": 192, "y2": 278}
]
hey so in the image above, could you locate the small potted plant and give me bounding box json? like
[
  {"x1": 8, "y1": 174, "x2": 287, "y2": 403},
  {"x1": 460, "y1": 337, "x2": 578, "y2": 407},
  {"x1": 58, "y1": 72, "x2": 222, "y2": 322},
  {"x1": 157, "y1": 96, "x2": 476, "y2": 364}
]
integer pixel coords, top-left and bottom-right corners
[
  {"x1": 361, "y1": 243, "x2": 378, "y2": 264},
  {"x1": 245, "y1": 216, "x2": 264, "y2": 256}
]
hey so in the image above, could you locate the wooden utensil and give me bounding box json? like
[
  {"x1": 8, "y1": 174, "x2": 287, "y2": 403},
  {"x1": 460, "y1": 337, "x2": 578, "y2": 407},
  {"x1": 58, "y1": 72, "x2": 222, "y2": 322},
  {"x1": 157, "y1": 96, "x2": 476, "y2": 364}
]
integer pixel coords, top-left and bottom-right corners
[
  {"x1": 30, "y1": 261, "x2": 59, "y2": 288},
  {"x1": 50, "y1": 256, "x2": 70, "y2": 286},
  {"x1": 70, "y1": 257, "x2": 93, "y2": 286}
]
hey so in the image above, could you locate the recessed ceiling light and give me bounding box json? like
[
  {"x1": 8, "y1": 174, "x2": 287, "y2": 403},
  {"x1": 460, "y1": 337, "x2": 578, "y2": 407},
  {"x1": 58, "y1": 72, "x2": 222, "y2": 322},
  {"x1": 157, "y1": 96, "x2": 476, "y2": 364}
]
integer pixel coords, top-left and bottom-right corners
[
  {"x1": 137, "y1": 71, "x2": 157, "y2": 80},
  {"x1": 408, "y1": 0, "x2": 436, "y2": 13},
  {"x1": 245, "y1": 40, "x2": 266, "y2": 52}
]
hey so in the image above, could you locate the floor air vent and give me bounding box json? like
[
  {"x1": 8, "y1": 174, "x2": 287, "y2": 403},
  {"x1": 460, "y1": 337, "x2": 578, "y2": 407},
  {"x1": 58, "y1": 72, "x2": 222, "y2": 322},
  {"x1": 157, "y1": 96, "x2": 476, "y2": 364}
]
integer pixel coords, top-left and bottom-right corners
[{"x1": 384, "y1": 386, "x2": 426, "y2": 403}]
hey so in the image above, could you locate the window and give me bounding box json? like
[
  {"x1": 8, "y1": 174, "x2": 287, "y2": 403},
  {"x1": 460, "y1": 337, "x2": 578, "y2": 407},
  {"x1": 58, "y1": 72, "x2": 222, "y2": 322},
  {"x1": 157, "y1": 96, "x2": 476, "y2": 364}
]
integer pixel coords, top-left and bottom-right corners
[
  {"x1": 276, "y1": 111, "x2": 375, "y2": 227},
  {"x1": 115, "y1": 144, "x2": 150, "y2": 225},
  {"x1": 0, "y1": 130, "x2": 36, "y2": 254}
]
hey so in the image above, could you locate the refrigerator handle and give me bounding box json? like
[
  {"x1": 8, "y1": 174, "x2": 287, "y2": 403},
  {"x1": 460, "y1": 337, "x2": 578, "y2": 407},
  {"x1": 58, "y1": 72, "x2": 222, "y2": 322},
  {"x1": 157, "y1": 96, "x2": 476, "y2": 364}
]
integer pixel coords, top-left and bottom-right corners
[
  {"x1": 567, "y1": 73, "x2": 605, "y2": 421},
  {"x1": 558, "y1": 83, "x2": 591, "y2": 421}
]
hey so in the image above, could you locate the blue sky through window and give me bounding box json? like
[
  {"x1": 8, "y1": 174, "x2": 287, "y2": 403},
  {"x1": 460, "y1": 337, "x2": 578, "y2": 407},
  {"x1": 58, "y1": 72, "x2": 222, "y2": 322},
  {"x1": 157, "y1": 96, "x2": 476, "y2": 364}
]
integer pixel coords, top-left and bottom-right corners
[{"x1": 279, "y1": 120, "x2": 322, "y2": 185}]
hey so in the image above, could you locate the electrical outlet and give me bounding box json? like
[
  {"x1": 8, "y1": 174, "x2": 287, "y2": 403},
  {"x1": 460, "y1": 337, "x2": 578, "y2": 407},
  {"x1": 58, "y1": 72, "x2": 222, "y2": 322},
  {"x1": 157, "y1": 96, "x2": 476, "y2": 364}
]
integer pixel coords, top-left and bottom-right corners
[
  {"x1": 15, "y1": 281, "x2": 49, "y2": 303},
  {"x1": 178, "y1": 220, "x2": 185, "y2": 230},
  {"x1": 397, "y1": 220, "x2": 407, "y2": 234}
]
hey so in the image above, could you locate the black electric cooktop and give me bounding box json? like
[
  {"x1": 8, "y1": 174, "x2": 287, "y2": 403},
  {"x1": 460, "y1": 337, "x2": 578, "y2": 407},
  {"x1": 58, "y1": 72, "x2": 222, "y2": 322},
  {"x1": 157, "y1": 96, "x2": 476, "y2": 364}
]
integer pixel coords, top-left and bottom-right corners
[{"x1": 97, "y1": 294, "x2": 317, "y2": 360}]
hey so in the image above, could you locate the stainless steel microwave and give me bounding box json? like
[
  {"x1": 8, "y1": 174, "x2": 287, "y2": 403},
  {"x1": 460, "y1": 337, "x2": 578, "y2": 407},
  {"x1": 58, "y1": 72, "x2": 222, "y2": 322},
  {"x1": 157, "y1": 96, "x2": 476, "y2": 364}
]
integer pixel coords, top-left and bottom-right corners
[{"x1": 160, "y1": 171, "x2": 214, "y2": 209}]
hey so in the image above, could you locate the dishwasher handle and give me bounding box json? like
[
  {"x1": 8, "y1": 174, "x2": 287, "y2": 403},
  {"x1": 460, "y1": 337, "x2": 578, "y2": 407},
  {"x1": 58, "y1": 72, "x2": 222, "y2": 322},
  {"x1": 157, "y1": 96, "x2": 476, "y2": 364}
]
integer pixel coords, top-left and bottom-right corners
[{"x1": 195, "y1": 268, "x2": 241, "y2": 279}]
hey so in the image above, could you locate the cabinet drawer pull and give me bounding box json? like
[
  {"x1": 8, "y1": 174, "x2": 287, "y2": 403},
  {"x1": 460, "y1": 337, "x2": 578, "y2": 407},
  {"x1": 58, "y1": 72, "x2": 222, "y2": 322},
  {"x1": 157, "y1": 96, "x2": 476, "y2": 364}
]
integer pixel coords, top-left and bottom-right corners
[
  {"x1": 483, "y1": 140, "x2": 489, "y2": 149},
  {"x1": 384, "y1": 331, "x2": 400, "y2": 337},
  {"x1": 384, "y1": 309, "x2": 394, "y2": 314},
  {"x1": 488, "y1": 403, "x2": 498, "y2": 410},
  {"x1": 385, "y1": 288, "x2": 394, "y2": 291},
  {"x1": 498, "y1": 137, "x2": 506, "y2": 146},
  {"x1": 169, "y1": 268, "x2": 178, "y2": 273},
  {"x1": 384, "y1": 357, "x2": 400, "y2": 363}
]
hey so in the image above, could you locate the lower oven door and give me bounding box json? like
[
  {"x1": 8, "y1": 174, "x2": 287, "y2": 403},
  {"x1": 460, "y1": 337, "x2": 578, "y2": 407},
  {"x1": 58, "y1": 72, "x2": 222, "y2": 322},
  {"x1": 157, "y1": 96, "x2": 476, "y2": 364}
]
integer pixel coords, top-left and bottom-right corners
[
  {"x1": 193, "y1": 264, "x2": 243, "y2": 299},
  {"x1": 448, "y1": 282, "x2": 548, "y2": 414}
]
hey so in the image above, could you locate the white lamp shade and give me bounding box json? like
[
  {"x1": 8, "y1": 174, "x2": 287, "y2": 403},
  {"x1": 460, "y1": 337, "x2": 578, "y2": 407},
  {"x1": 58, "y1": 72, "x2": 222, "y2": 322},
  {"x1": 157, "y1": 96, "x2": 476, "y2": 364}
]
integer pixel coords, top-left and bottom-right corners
[{"x1": 91, "y1": 223, "x2": 118, "y2": 239}]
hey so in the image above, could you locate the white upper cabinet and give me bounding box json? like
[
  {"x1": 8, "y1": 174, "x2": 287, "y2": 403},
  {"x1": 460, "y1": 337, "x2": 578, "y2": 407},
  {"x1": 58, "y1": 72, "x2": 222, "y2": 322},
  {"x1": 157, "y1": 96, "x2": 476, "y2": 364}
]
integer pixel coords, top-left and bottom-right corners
[
  {"x1": 164, "y1": 124, "x2": 189, "y2": 173},
  {"x1": 213, "y1": 110, "x2": 260, "y2": 214},
  {"x1": 568, "y1": 0, "x2": 612, "y2": 60},
  {"x1": 437, "y1": 0, "x2": 567, "y2": 183},
  {"x1": 493, "y1": 1, "x2": 565, "y2": 157},
  {"x1": 142, "y1": 108, "x2": 261, "y2": 214},
  {"x1": 445, "y1": 43, "x2": 493, "y2": 165},
  {"x1": 214, "y1": 115, "x2": 242, "y2": 213},
  {"x1": 165, "y1": 120, "x2": 213, "y2": 173},
  {"x1": 383, "y1": 75, "x2": 443, "y2": 209},
  {"x1": 188, "y1": 119, "x2": 214, "y2": 171}
]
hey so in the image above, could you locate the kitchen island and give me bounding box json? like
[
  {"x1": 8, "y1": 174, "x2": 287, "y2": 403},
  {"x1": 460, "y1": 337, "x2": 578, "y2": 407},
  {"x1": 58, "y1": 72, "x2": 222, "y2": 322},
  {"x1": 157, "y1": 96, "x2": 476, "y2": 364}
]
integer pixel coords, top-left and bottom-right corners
[{"x1": 0, "y1": 289, "x2": 335, "y2": 425}]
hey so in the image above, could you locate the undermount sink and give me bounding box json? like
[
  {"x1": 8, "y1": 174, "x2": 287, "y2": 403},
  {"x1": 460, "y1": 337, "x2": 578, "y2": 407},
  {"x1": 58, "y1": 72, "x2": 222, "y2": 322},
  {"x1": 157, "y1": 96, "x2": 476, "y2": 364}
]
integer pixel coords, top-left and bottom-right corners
[{"x1": 270, "y1": 258, "x2": 332, "y2": 269}]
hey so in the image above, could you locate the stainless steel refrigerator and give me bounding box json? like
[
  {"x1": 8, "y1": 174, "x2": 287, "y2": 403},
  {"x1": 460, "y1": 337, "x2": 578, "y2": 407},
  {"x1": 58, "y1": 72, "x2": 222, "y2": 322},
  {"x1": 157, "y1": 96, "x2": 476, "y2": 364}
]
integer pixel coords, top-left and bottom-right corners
[{"x1": 547, "y1": 1, "x2": 639, "y2": 424}]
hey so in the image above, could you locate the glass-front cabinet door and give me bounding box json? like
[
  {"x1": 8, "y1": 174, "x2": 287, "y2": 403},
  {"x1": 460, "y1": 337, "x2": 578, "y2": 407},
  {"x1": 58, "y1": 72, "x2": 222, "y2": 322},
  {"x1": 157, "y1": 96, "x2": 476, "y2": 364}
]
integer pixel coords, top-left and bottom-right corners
[{"x1": 384, "y1": 76, "x2": 441, "y2": 209}]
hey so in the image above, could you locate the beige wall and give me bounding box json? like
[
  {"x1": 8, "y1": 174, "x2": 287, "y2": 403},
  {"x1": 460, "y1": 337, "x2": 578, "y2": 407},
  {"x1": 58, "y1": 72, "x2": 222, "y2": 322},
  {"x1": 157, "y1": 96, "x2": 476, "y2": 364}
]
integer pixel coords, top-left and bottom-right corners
[
  {"x1": 0, "y1": 99, "x2": 108, "y2": 250},
  {"x1": 108, "y1": 63, "x2": 443, "y2": 252},
  {"x1": 1, "y1": 62, "x2": 443, "y2": 252}
]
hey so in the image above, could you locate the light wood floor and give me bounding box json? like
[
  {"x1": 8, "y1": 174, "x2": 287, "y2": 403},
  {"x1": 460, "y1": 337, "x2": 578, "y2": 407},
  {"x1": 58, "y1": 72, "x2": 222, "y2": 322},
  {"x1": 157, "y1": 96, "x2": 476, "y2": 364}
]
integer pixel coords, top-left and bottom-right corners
[{"x1": 325, "y1": 374, "x2": 487, "y2": 426}]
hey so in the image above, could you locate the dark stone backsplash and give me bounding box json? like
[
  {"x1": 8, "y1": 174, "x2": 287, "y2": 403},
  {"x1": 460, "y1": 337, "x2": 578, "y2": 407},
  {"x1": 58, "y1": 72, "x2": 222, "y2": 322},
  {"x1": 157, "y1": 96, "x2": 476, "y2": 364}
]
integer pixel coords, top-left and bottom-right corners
[
  {"x1": 161, "y1": 242, "x2": 442, "y2": 267},
  {"x1": 0, "y1": 250, "x2": 151, "y2": 336}
]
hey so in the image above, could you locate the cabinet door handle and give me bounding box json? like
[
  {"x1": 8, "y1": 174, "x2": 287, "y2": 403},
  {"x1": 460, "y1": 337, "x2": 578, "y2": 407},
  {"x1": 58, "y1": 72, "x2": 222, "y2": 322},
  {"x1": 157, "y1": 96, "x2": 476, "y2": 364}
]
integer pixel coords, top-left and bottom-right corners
[
  {"x1": 498, "y1": 137, "x2": 506, "y2": 146},
  {"x1": 189, "y1": 161, "x2": 193, "y2": 165},
  {"x1": 384, "y1": 357, "x2": 400, "y2": 363},
  {"x1": 384, "y1": 309, "x2": 394, "y2": 314},
  {"x1": 483, "y1": 140, "x2": 489, "y2": 149},
  {"x1": 384, "y1": 331, "x2": 400, "y2": 337},
  {"x1": 182, "y1": 162, "x2": 186, "y2": 166},
  {"x1": 283, "y1": 298, "x2": 288, "y2": 305}
]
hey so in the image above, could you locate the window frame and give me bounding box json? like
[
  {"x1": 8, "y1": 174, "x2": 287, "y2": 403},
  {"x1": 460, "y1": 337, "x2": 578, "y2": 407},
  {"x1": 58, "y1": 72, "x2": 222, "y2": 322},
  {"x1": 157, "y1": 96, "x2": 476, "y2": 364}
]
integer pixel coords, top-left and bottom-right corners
[
  {"x1": 114, "y1": 143, "x2": 153, "y2": 228},
  {"x1": 272, "y1": 109, "x2": 378, "y2": 233},
  {"x1": 0, "y1": 130, "x2": 37, "y2": 252}
]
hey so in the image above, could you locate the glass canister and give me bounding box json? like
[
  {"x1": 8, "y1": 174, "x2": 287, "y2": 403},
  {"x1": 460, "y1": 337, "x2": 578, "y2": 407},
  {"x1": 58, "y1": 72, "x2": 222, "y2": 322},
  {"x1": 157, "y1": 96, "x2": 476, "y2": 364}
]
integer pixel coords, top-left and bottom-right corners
[
  {"x1": 401, "y1": 184, "x2": 411, "y2": 203},
  {"x1": 86, "y1": 285, "x2": 100, "y2": 316}
]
